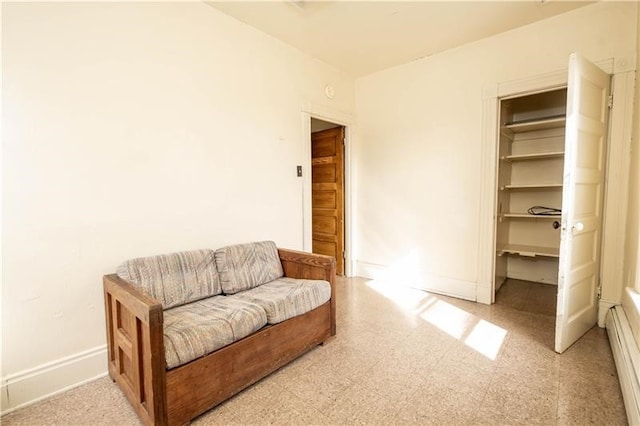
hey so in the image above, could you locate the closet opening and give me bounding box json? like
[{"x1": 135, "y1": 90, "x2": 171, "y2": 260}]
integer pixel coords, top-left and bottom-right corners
[
  {"x1": 486, "y1": 53, "x2": 612, "y2": 353},
  {"x1": 493, "y1": 88, "x2": 568, "y2": 319}
]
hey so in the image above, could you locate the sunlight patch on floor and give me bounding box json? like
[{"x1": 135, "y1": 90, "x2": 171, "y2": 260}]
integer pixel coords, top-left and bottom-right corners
[
  {"x1": 364, "y1": 253, "x2": 507, "y2": 360},
  {"x1": 363, "y1": 249, "x2": 431, "y2": 311},
  {"x1": 418, "y1": 299, "x2": 475, "y2": 340},
  {"x1": 464, "y1": 319, "x2": 508, "y2": 360},
  {"x1": 365, "y1": 278, "x2": 433, "y2": 311}
]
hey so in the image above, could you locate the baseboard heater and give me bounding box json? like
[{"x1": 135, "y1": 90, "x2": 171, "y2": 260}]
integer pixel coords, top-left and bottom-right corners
[{"x1": 606, "y1": 306, "x2": 640, "y2": 426}]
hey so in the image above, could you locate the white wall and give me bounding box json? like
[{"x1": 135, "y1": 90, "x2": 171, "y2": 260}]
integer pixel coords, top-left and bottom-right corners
[
  {"x1": 622, "y1": 2, "x2": 640, "y2": 347},
  {"x1": 1, "y1": 1, "x2": 353, "y2": 411},
  {"x1": 354, "y1": 2, "x2": 636, "y2": 299}
]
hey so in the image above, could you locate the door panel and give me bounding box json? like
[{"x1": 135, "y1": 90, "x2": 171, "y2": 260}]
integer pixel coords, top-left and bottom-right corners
[
  {"x1": 555, "y1": 53, "x2": 610, "y2": 353},
  {"x1": 312, "y1": 190, "x2": 336, "y2": 209},
  {"x1": 313, "y1": 215, "x2": 337, "y2": 234},
  {"x1": 312, "y1": 138, "x2": 338, "y2": 157},
  {"x1": 312, "y1": 163, "x2": 337, "y2": 182},
  {"x1": 311, "y1": 127, "x2": 344, "y2": 275}
]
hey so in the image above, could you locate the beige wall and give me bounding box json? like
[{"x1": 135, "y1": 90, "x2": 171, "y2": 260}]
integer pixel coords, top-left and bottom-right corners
[
  {"x1": 1, "y1": 1, "x2": 353, "y2": 410},
  {"x1": 354, "y1": 2, "x2": 636, "y2": 298}
]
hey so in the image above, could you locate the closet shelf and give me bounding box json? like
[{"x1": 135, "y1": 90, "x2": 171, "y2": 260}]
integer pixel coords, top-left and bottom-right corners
[
  {"x1": 501, "y1": 183, "x2": 563, "y2": 190},
  {"x1": 504, "y1": 116, "x2": 566, "y2": 133},
  {"x1": 498, "y1": 244, "x2": 560, "y2": 258},
  {"x1": 501, "y1": 151, "x2": 564, "y2": 161},
  {"x1": 501, "y1": 213, "x2": 562, "y2": 219}
]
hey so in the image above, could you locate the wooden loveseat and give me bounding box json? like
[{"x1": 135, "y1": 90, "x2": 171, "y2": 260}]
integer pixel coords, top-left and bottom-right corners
[{"x1": 103, "y1": 241, "x2": 336, "y2": 425}]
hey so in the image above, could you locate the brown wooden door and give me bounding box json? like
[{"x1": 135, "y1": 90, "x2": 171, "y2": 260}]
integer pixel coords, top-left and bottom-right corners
[{"x1": 311, "y1": 127, "x2": 344, "y2": 275}]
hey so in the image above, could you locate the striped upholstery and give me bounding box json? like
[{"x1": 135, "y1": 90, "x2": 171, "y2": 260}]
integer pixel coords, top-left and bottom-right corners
[
  {"x1": 163, "y1": 296, "x2": 267, "y2": 369},
  {"x1": 232, "y1": 277, "x2": 331, "y2": 324},
  {"x1": 215, "y1": 241, "x2": 283, "y2": 295},
  {"x1": 116, "y1": 242, "x2": 330, "y2": 369},
  {"x1": 116, "y1": 250, "x2": 220, "y2": 309}
]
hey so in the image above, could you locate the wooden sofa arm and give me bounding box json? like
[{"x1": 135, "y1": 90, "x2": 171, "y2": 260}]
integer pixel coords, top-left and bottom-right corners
[
  {"x1": 278, "y1": 248, "x2": 335, "y2": 280},
  {"x1": 278, "y1": 248, "x2": 336, "y2": 336},
  {"x1": 103, "y1": 274, "x2": 167, "y2": 426}
]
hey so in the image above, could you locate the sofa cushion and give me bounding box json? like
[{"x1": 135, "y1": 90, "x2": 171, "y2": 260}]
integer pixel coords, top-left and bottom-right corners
[
  {"x1": 116, "y1": 249, "x2": 221, "y2": 309},
  {"x1": 215, "y1": 241, "x2": 284, "y2": 295},
  {"x1": 232, "y1": 277, "x2": 331, "y2": 324},
  {"x1": 163, "y1": 296, "x2": 267, "y2": 369}
]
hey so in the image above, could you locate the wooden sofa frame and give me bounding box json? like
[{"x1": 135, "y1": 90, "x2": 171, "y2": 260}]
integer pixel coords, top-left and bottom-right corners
[{"x1": 103, "y1": 248, "x2": 336, "y2": 426}]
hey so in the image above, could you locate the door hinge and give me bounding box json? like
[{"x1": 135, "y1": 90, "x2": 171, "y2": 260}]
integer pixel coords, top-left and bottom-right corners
[
  {"x1": 608, "y1": 94, "x2": 613, "y2": 109},
  {"x1": 596, "y1": 285, "x2": 602, "y2": 299},
  {"x1": 342, "y1": 251, "x2": 346, "y2": 259}
]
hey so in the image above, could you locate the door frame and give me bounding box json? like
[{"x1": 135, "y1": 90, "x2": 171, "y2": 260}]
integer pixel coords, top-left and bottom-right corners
[
  {"x1": 301, "y1": 103, "x2": 355, "y2": 277},
  {"x1": 477, "y1": 56, "x2": 634, "y2": 311}
]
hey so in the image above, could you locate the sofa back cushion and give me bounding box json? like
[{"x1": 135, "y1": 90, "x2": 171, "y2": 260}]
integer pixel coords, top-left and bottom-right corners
[
  {"x1": 215, "y1": 241, "x2": 283, "y2": 294},
  {"x1": 116, "y1": 249, "x2": 221, "y2": 309}
]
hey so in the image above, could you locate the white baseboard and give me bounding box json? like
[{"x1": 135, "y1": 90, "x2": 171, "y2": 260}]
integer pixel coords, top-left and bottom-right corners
[
  {"x1": 1, "y1": 345, "x2": 108, "y2": 415},
  {"x1": 599, "y1": 299, "x2": 616, "y2": 327},
  {"x1": 355, "y1": 260, "x2": 476, "y2": 301},
  {"x1": 355, "y1": 260, "x2": 385, "y2": 280},
  {"x1": 606, "y1": 306, "x2": 640, "y2": 426}
]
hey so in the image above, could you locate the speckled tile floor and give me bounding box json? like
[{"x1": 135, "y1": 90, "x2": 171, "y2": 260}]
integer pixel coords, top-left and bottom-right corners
[{"x1": 2, "y1": 277, "x2": 627, "y2": 425}]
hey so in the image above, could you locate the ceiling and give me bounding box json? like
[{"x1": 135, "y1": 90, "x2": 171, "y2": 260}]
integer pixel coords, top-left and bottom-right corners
[{"x1": 206, "y1": 1, "x2": 593, "y2": 77}]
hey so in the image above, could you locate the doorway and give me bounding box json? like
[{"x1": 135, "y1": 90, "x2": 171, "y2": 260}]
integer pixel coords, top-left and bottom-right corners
[
  {"x1": 310, "y1": 118, "x2": 345, "y2": 275},
  {"x1": 488, "y1": 54, "x2": 610, "y2": 353}
]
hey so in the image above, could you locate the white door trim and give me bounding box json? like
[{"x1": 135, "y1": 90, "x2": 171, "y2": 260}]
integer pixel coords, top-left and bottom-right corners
[
  {"x1": 301, "y1": 102, "x2": 355, "y2": 277},
  {"x1": 478, "y1": 70, "x2": 568, "y2": 304},
  {"x1": 477, "y1": 55, "x2": 633, "y2": 306},
  {"x1": 598, "y1": 69, "x2": 636, "y2": 321}
]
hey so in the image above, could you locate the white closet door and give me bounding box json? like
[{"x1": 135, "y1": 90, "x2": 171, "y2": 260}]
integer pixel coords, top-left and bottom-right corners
[{"x1": 555, "y1": 53, "x2": 610, "y2": 353}]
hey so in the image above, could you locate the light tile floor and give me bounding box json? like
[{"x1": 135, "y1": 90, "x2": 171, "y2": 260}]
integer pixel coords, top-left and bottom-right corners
[{"x1": 2, "y1": 277, "x2": 627, "y2": 425}]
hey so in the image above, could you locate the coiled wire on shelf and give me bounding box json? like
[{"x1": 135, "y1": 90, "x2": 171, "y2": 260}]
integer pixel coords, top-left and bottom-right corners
[{"x1": 527, "y1": 206, "x2": 562, "y2": 216}]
